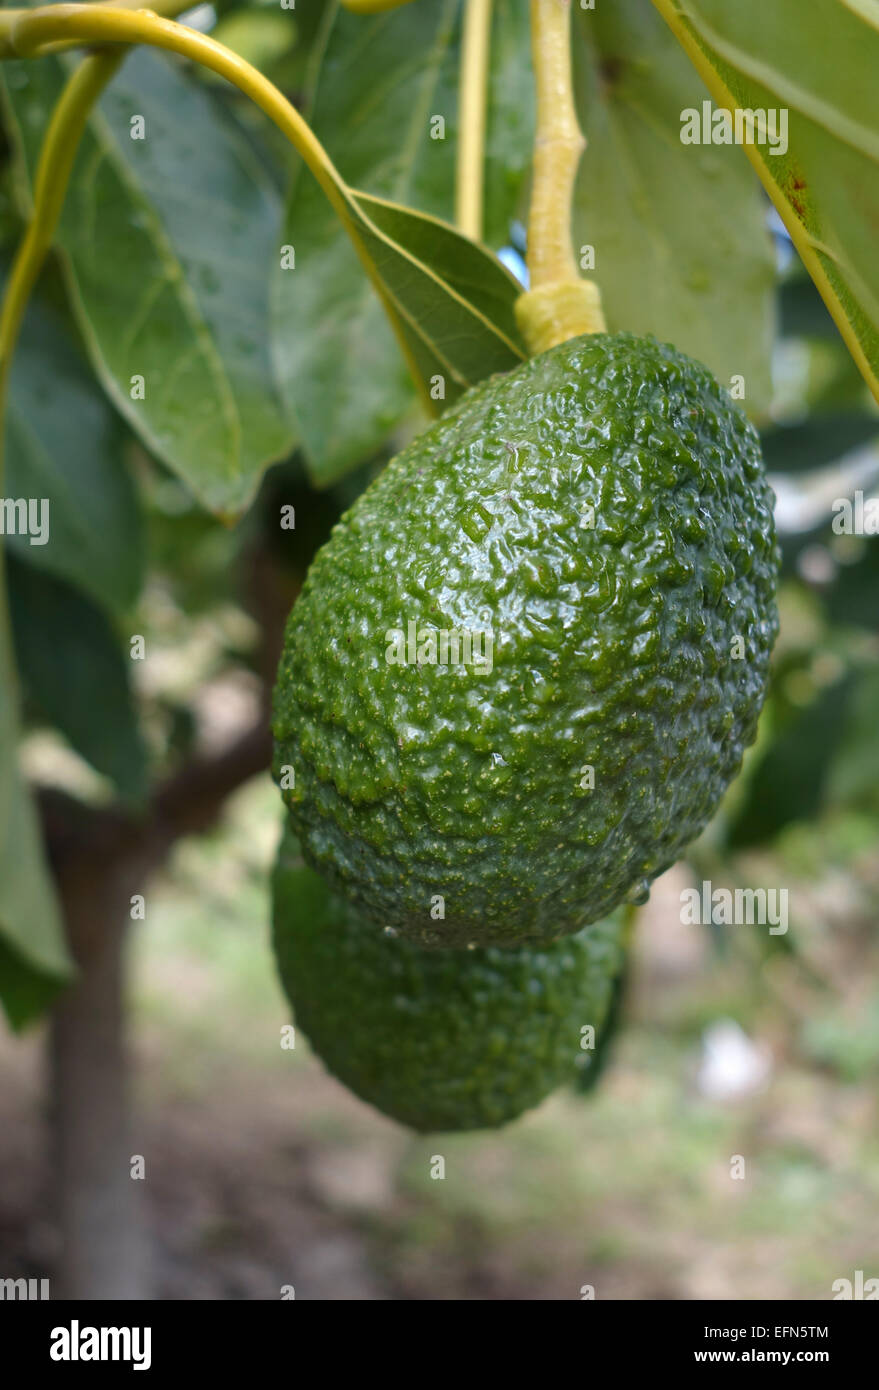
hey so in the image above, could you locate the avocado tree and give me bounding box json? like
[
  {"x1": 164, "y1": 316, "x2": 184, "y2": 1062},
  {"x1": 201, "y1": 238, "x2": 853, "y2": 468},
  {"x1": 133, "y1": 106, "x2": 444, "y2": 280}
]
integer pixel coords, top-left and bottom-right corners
[{"x1": 0, "y1": 0, "x2": 876, "y2": 1299}]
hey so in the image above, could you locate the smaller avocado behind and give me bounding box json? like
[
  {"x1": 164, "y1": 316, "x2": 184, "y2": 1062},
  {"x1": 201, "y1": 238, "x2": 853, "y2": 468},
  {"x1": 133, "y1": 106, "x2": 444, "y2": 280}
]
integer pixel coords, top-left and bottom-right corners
[{"x1": 272, "y1": 825, "x2": 628, "y2": 1132}]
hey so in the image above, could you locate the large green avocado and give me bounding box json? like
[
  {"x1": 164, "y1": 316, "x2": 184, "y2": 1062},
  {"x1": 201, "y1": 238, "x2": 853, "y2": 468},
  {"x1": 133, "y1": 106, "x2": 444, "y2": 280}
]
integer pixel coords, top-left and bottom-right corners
[
  {"x1": 271, "y1": 826, "x2": 628, "y2": 1132},
  {"x1": 273, "y1": 332, "x2": 778, "y2": 948}
]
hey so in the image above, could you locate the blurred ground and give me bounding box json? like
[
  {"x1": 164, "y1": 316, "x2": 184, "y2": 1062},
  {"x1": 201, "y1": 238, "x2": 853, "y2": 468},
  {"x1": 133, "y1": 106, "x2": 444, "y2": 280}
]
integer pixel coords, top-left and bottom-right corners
[{"x1": 1, "y1": 775, "x2": 878, "y2": 1301}]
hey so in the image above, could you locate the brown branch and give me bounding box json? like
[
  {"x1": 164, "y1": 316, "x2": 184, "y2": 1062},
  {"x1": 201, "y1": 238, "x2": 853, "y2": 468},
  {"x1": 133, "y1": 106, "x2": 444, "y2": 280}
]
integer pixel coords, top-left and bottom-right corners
[{"x1": 149, "y1": 718, "x2": 272, "y2": 853}]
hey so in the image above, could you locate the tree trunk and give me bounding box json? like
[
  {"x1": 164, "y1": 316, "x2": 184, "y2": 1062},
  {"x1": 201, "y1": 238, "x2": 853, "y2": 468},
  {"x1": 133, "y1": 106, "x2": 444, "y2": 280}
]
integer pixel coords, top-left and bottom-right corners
[
  {"x1": 49, "y1": 902, "x2": 147, "y2": 1300},
  {"x1": 40, "y1": 712, "x2": 274, "y2": 1300}
]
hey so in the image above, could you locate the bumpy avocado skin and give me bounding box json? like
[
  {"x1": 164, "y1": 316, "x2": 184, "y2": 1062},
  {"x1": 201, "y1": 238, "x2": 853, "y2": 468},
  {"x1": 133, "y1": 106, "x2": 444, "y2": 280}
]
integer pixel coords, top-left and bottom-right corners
[
  {"x1": 272, "y1": 828, "x2": 627, "y2": 1132},
  {"x1": 273, "y1": 332, "x2": 778, "y2": 947}
]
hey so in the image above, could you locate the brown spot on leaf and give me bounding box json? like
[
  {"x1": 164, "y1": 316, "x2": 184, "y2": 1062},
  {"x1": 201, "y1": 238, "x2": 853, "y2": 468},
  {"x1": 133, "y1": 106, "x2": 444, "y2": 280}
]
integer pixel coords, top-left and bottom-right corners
[{"x1": 599, "y1": 55, "x2": 625, "y2": 95}]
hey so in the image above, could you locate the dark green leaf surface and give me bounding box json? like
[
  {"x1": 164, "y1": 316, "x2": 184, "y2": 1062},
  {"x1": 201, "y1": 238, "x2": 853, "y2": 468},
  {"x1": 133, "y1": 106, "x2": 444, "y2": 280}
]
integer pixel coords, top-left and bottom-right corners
[
  {"x1": 1, "y1": 48, "x2": 294, "y2": 516},
  {"x1": 9, "y1": 558, "x2": 148, "y2": 805},
  {"x1": 0, "y1": 567, "x2": 70, "y2": 1029},
  {"x1": 273, "y1": 0, "x2": 530, "y2": 487},
  {"x1": 350, "y1": 192, "x2": 523, "y2": 347},
  {"x1": 482, "y1": 0, "x2": 535, "y2": 248},
  {"x1": 4, "y1": 294, "x2": 144, "y2": 617},
  {"x1": 273, "y1": 0, "x2": 461, "y2": 484},
  {"x1": 761, "y1": 414, "x2": 879, "y2": 474},
  {"x1": 726, "y1": 675, "x2": 853, "y2": 848}
]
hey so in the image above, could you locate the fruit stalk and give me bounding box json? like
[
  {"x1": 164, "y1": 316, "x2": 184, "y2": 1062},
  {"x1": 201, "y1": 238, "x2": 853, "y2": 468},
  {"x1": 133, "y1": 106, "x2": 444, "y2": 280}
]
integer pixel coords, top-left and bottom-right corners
[
  {"x1": 456, "y1": 0, "x2": 493, "y2": 241},
  {"x1": 515, "y1": 0, "x2": 606, "y2": 355}
]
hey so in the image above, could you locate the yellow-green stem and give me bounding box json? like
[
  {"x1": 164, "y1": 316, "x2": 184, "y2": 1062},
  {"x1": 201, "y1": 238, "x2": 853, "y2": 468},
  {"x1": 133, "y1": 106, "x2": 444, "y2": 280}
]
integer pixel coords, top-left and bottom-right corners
[
  {"x1": 456, "y1": 0, "x2": 493, "y2": 241},
  {"x1": 515, "y1": 0, "x2": 605, "y2": 355},
  {"x1": 0, "y1": 0, "x2": 194, "y2": 55},
  {"x1": 0, "y1": 49, "x2": 123, "y2": 480},
  {"x1": 340, "y1": 0, "x2": 417, "y2": 12},
  {"x1": 526, "y1": 0, "x2": 582, "y2": 290},
  {"x1": 7, "y1": 7, "x2": 347, "y2": 217}
]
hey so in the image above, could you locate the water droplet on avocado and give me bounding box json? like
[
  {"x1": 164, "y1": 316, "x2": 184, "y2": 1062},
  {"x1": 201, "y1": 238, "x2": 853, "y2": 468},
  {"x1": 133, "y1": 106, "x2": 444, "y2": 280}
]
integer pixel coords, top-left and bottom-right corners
[{"x1": 625, "y1": 879, "x2": 651, "y2": 906}]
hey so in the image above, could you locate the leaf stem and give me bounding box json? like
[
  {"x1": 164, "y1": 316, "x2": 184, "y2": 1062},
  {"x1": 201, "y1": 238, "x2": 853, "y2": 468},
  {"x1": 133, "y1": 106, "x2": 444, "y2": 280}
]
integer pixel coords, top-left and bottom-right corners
[
  {"x1": 7, "y1": 7, "x2": 350, "y2": 220},
  {"x1": 0, "y1": 49, "x2": 123, "y2": 481},
  {"x1": 456, "y1": 0, "x2": 492, "y2": 241},
  {"x1": 515, "y1": 0, "x2": 605, "y2": 355},
  {"x1": 0, "y1": 6, "x2": 442, "y2": 420}
]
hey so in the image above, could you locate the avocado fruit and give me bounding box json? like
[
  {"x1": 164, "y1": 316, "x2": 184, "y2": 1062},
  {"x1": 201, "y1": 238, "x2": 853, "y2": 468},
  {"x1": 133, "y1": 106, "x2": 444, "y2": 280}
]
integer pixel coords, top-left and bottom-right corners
[
  {"x1": 272, "y1": 825, "x2": 628, "y2": 1131},
  {"x1": 273, "y1": 332, "x2": 778, "y2": 948}
]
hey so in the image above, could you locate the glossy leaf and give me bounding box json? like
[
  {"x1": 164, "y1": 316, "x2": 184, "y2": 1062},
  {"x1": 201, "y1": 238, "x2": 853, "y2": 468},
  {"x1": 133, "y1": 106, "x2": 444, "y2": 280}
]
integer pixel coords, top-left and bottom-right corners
[
  {"x1": 573, "y1": 0, "x2": 775, "y2": 416},
  {"x1": 4, "y1": 294, "x2": 144, "y2": 617},
  {"x1": 651, "y1": 0, "x2": 879, "y2": 405},
  {"x1": 0, "y1": 47, "x2": 294, "y2": 516},
  {"x1": 351, "y1": 192, "x2": 523, "y2": 347},
  {"x1": 347, "y1": 191, "x2": 524, "y2": 387}
]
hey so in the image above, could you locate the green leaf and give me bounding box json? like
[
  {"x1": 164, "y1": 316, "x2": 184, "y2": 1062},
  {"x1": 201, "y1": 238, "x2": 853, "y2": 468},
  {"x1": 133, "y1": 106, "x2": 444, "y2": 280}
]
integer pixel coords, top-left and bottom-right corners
[
  {"x1": 780, "y1": 269, "x2": 841, "y2": 342},
  {"x1": 346, "y1": 191, "x2": 524, "y2": 380},
  {"x1": 350, "y1": 192, "x2": 523, "y2": 346},
  {"x1": 4, "y1": 292, "x2": 144, "y2": 617},
  {"x1": 0, "y1": 566, "x2": 71, "y2": 1030},
  {"x1": 651, "y1": 0, "x2": 879, "y2": 405},
  {"x1": 761, "y1": 413, "x2": 879, "y2": 474},
  {"x1": 0, "y1": 48, "x2": 294, "y2": 516},
  {"x1": 827, "y1": 666, "x2": 879, "y2": 816},
  {"x1": 273, "y1": 0, "x2": 528, "y2": 487},
  {"x1": 573, "y1": 0, "x2": 775, "y2": 416},
  {"x1": 273, "y1": 0, "x2": 461, "y2": 484},
  {"x1": 9, "y1": 557, "x2": 148, "y2": 806},
  {"x1": 726, "y1": 674, "x2": 853, "y2": 848},
  {"x1": 482, "y1": 0, "x2": 535, "y2": 248}
]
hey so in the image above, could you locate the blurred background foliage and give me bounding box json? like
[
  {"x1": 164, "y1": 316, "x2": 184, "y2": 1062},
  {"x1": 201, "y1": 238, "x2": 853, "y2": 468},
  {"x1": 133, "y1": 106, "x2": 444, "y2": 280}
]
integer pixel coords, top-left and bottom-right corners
[{"x1": 0, "y1": 0, "x2": 877, "y2": 1298}]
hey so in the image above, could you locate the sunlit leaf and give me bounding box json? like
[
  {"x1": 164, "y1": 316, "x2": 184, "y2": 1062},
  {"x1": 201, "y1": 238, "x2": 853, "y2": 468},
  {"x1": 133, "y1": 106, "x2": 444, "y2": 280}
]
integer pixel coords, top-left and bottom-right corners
[
  {"x1": 651, "y1": 0, "x2": 879, "y2": 405},
  {"x1": 573, "y1": 0, "x2": 775, "y2": 416}
]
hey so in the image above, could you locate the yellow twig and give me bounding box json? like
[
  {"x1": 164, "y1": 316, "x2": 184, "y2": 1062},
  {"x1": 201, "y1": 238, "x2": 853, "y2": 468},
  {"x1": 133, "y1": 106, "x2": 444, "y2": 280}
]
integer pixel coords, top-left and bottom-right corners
[{"x1": 456, "y1": 0, "x2": 492, "y2": 241}]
